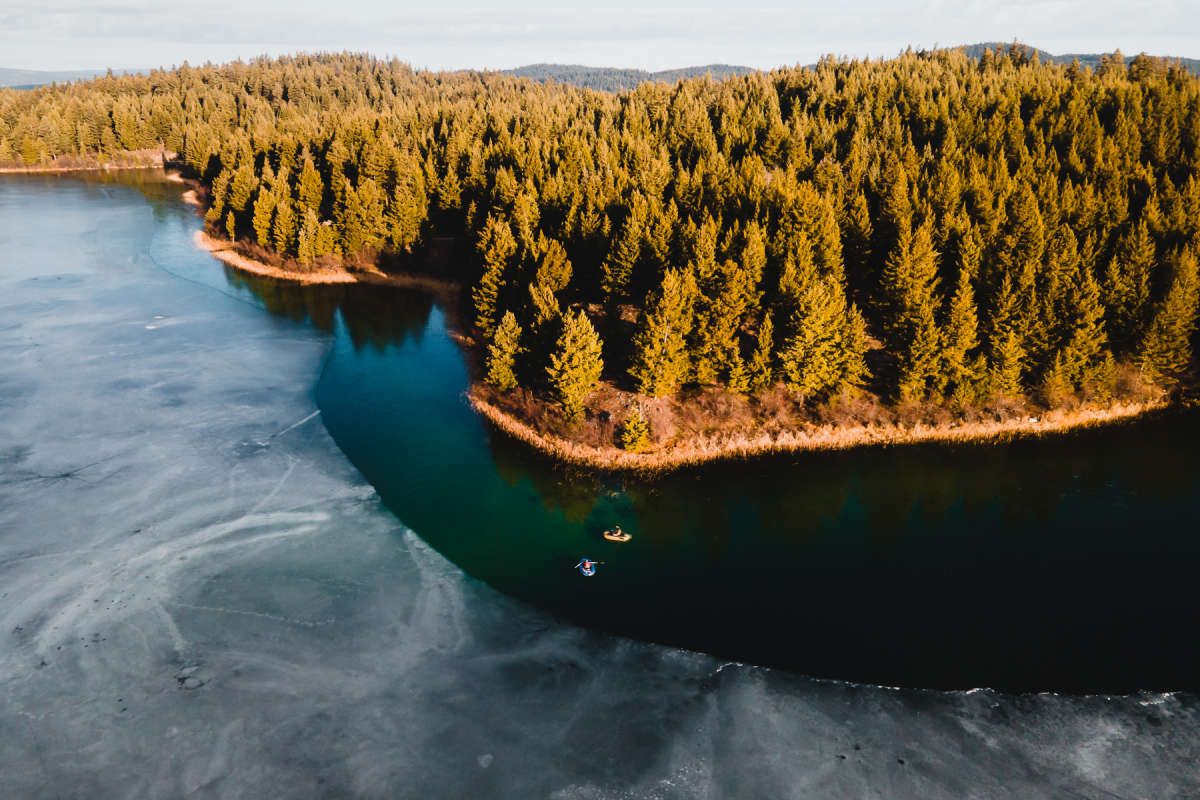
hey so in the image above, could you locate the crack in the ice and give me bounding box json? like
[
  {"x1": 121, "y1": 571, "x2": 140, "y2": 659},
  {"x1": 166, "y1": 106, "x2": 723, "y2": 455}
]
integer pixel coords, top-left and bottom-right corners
[{"x1": 164, "y1": 600, "x2": 336, "y2": 628}]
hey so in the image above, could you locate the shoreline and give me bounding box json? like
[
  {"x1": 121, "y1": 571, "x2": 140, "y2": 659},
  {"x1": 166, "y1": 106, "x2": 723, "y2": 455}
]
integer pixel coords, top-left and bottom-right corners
[
  {"x1": 468, "y1": 392, "x2": 1168, "y2": 473},
  {"x1": 181, "y1": 188, "x2": 1176, "y2": 474},
  {"x1": 0, "y1": 150, "x2": 174, "y2": 175},
  {"x1": 0, "y1": 164, "x2": 162, "y2": 175},
  {"x1": 192, "y1": 229, "x2": 462, "y2": 304}
]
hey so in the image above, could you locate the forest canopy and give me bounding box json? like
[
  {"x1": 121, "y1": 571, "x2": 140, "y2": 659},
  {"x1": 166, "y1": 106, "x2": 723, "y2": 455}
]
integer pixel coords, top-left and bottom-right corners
[{"x1": 3, "y1": 45, "x2": 1198, "y2": 431}]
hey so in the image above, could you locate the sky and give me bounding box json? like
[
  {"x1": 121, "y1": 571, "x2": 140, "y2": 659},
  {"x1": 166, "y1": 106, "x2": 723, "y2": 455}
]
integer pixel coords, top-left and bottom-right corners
[{"x1": 1, "y1": 0, "x2": 1197, "y2": 72}]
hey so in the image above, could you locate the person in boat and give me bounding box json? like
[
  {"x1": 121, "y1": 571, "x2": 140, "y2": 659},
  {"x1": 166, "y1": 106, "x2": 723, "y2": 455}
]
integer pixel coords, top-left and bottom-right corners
[
  {"x1": 576, "y1": 558, "x2": 596, "y2": 575},
  {"x1": 603, "y1": 525, "x2": 630, "y2": 542}
]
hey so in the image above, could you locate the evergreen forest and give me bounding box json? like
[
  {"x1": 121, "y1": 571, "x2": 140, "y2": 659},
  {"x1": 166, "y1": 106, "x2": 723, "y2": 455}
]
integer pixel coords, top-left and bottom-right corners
[{"x1": 3, "y1": 45, "x2": 1199, "y2": 446}]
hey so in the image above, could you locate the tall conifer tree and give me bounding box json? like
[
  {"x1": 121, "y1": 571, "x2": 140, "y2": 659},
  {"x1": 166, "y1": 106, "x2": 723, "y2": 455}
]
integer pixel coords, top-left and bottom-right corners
[
  {"x1": 629, "y1": 269, "x2": 698, "y2": 396},
  {"x1": 1138, "y1": 249, "x2": 1199, "y2": 382},
  {"x1": 486, "y1": 311, "x2": 523, "y2": 392},
  {"x1": 547, "y1": 310, "x2": 604, "y2": 420},
  {"x1": 473, "y1": 215, "x2": 517, "y2": 336}
]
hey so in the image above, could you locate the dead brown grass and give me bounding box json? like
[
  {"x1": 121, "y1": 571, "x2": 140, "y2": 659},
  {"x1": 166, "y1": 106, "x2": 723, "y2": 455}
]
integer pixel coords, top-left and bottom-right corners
[
  {"x1": 0, "y1": 149, "x2": 172, "y2": 173},
  {"x1": 193, "y1": 230, "x2": 460, "y2": 304},
  {"x1": 470, "y1": 389, "x2": 1167, "y2": 473}
]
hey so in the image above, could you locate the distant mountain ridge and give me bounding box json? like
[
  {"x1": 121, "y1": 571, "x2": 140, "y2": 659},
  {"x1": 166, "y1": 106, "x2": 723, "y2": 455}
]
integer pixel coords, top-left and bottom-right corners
[
  {"x1": 505, "y1": 45, "x2": 1199, "y2": 91},
  {"x1": 503, "y1": 63, "x2": 756, "y2": 91},
  {"x1": 0, "y1": 68, "x2": 107, "y2": 88},
  {"x1": 957, "y1": 42, "x2": 1200, "y2": 74},
  {"x1": 6, "y1": 44, "x2": 1197, "y2": 92},
  {"x1": 0, "y1": 67, "x2": 145, "y2": 89}
]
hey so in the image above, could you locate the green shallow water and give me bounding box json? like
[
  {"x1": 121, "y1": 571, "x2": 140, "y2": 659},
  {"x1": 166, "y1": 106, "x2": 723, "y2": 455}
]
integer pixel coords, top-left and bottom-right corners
[{"x1": 219, "y1": 265, "x2": 1200, "y2": 692}]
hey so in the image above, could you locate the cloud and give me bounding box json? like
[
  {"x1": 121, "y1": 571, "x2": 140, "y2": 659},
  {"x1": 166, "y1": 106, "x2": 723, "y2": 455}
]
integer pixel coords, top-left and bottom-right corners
[{"x1": 0, "y1": 0, "x2": 1194, "y2": 71}]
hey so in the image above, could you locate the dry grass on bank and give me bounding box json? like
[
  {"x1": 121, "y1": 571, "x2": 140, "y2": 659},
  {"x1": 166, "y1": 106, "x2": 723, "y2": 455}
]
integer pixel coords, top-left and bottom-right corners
[
  {"x1": 470, "y1": 369, "x2": 1167, "y2": 473},
  {"x1": 192, "y1": 230, "x2": 461, "y2": 302},
  {"x1": 0, "y1": 149, "x2": 172, "y2": 173},
  {"x1": 470, "y1": 387, "x2": 1167, "y2": 473}
]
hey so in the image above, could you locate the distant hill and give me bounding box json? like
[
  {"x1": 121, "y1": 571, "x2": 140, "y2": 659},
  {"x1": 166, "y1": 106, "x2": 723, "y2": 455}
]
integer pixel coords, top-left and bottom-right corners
[
  {"x1": 0, "y1": 67, "x2": 147, "y2": 89},
  {"x1": 503, "y1": 63, "x2": 756, "y2": 91},
  {"x1": 0, "y1": 68, "x2": 106, "y2": 88},
  {"x1": 9, "y1": 46, "x2": 1197, "y2": 93},
  {"x1": 957, "y1": 43, "x2": 1200, "y2": 75},
  {"x1": 504, "y1": 47, "x2": 1199, "y2": 92}
]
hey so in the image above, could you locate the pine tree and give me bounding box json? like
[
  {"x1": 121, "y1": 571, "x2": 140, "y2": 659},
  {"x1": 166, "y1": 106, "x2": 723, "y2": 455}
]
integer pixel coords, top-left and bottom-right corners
[
  {"x1": 473, "y1": 215, "x2": 517, "y2": 336},
  {"x1": 691, "y1": 259, "x2": 755, "y2": 386},
  {"x1": 880, "y1": 159, "x2": 913, "y2": 253},
  {"x1": 510, "y1": 186, "x2": 541, "y2": 254},
  {"x1": 516, "y1": 242, "x2": 571, "y2": 381},
  {"x1": 748, "y1": 311, "x2": 776, "y2": 392},
  {"x1": 1055, "y1": 259, "x2": 1109, "y2": 391},
  {"x1": 528, "y1": 282, "x2": 560, "y2": 329},
  {"x1": 205, "y1": 168, "x2": 232, "y2": 224},
  {"x1": 272, "y1": 200, "x2": 297, "y2": 256},
  {"x1": 335, "y1": 178, "x2": 384, "y2": 256},
  {"x1": 1040, "y1": 349, "x2": 1075, "y2": 405},
  {"x1": 811, "y1": 195, "x2": 846, "y2": 283},
  {"x1": 601, "y1": 208, "x2": 643, "y2": 304},
  {"x1": 941, "y1": 264, "x2": 981, "y2": 402},
  {"x1": 682, "y1": 213, "x2": 720, "y2": 288},
  {"x1": 533, "y1": 236, "x2": 573, "y2": 293},
  {"x1": 486, "y1": 311, "x2": 523, "y2": 391},
  {"x1": 990, "y1": 325, "x2": 1026, "y2": 397},
  {"x1": 842, "y1": 304, "x2": 872, "y2": 392},
  {"x1": 547, "y1": 309, "x2": 604, "y2": 421},
  {"x1": 313, "y1": 217, "x2": 339, "y2": 259},
  {"x1": 297, "y1": 155, "x2": 324, "y2": 213},
  {"x1": 776, "y1": 231, "x2": 817, "y2": 304},
  {"x1": 988, "y1": 273, "x2": 1026, "y2": 397},
  {"x1": 896, "y1": 298, "x2": 942, "y2": 402},
  {"x1": 1105, "y1": 220, "x2": 1157, "y2": 352},
  {"x1": 1138, "y1": 248, "x2": 1199, "y2": 382},
  {"x1": 386, "y1": 158, "x2": 428, "y2": 252},
  {"x1": 778, "y1": 278, "x2": 866, "y2": 401},
  {"x1": 227, "y1": 164, "x2": 257, "y2": 217},
  {"x1": 725, "y1": 349, "x2": 751, "y2": 395},
  {"x1": 739, "y1": 220, "x2": 768, "y2": 303},
  {"x1": 297, "y1": 208, "x2": 319, "y2": 264},
  {"x1": 997, "y1": 185, "x2": 1046, "y2": 291},
  {"x1": 619, "y1": 405, "x2": 651, "y2": 451},
  {"x1": 843, "y1": 190, "x2": 874, "y2": 299},
  {"x1": 882, "y1": 220, "x2": 943, "y2": 400},
  {"x1": 252, "y1": 189, "x2": 275, "y2": 247},
  {"x1": 629, "y1": 269, "x2": 698, "y2": 396}
]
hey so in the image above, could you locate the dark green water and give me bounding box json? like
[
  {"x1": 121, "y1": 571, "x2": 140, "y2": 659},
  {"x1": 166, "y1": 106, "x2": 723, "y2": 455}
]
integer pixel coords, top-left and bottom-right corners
[{"x1": 221, "y1": 269, "x2": 1200, "y2": 693}]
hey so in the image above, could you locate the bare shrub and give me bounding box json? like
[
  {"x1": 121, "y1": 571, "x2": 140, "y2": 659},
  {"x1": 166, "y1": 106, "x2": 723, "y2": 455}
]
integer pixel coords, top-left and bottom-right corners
[
  {"x1": 816, "y1": 391, "x2": 892, "y2": 429},
  {"x1": 669, "y1": 386, "x2": 749, "y2": 437},
  {"x1": 980, "y1": 394, "x2": 1029, "y2": 423},
  {"x1": 642, "y1": 401, "x2": 676, "y2": 444},
  {"x1": 1113, "y1": 362, "x2": 1158, "y2": 404},
  {"x1": 893, "y1": 400, "x2": 926, "y2": 428},
  {"x1": 755, "y1": 385, "x2": 795, "y2": 429}
]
